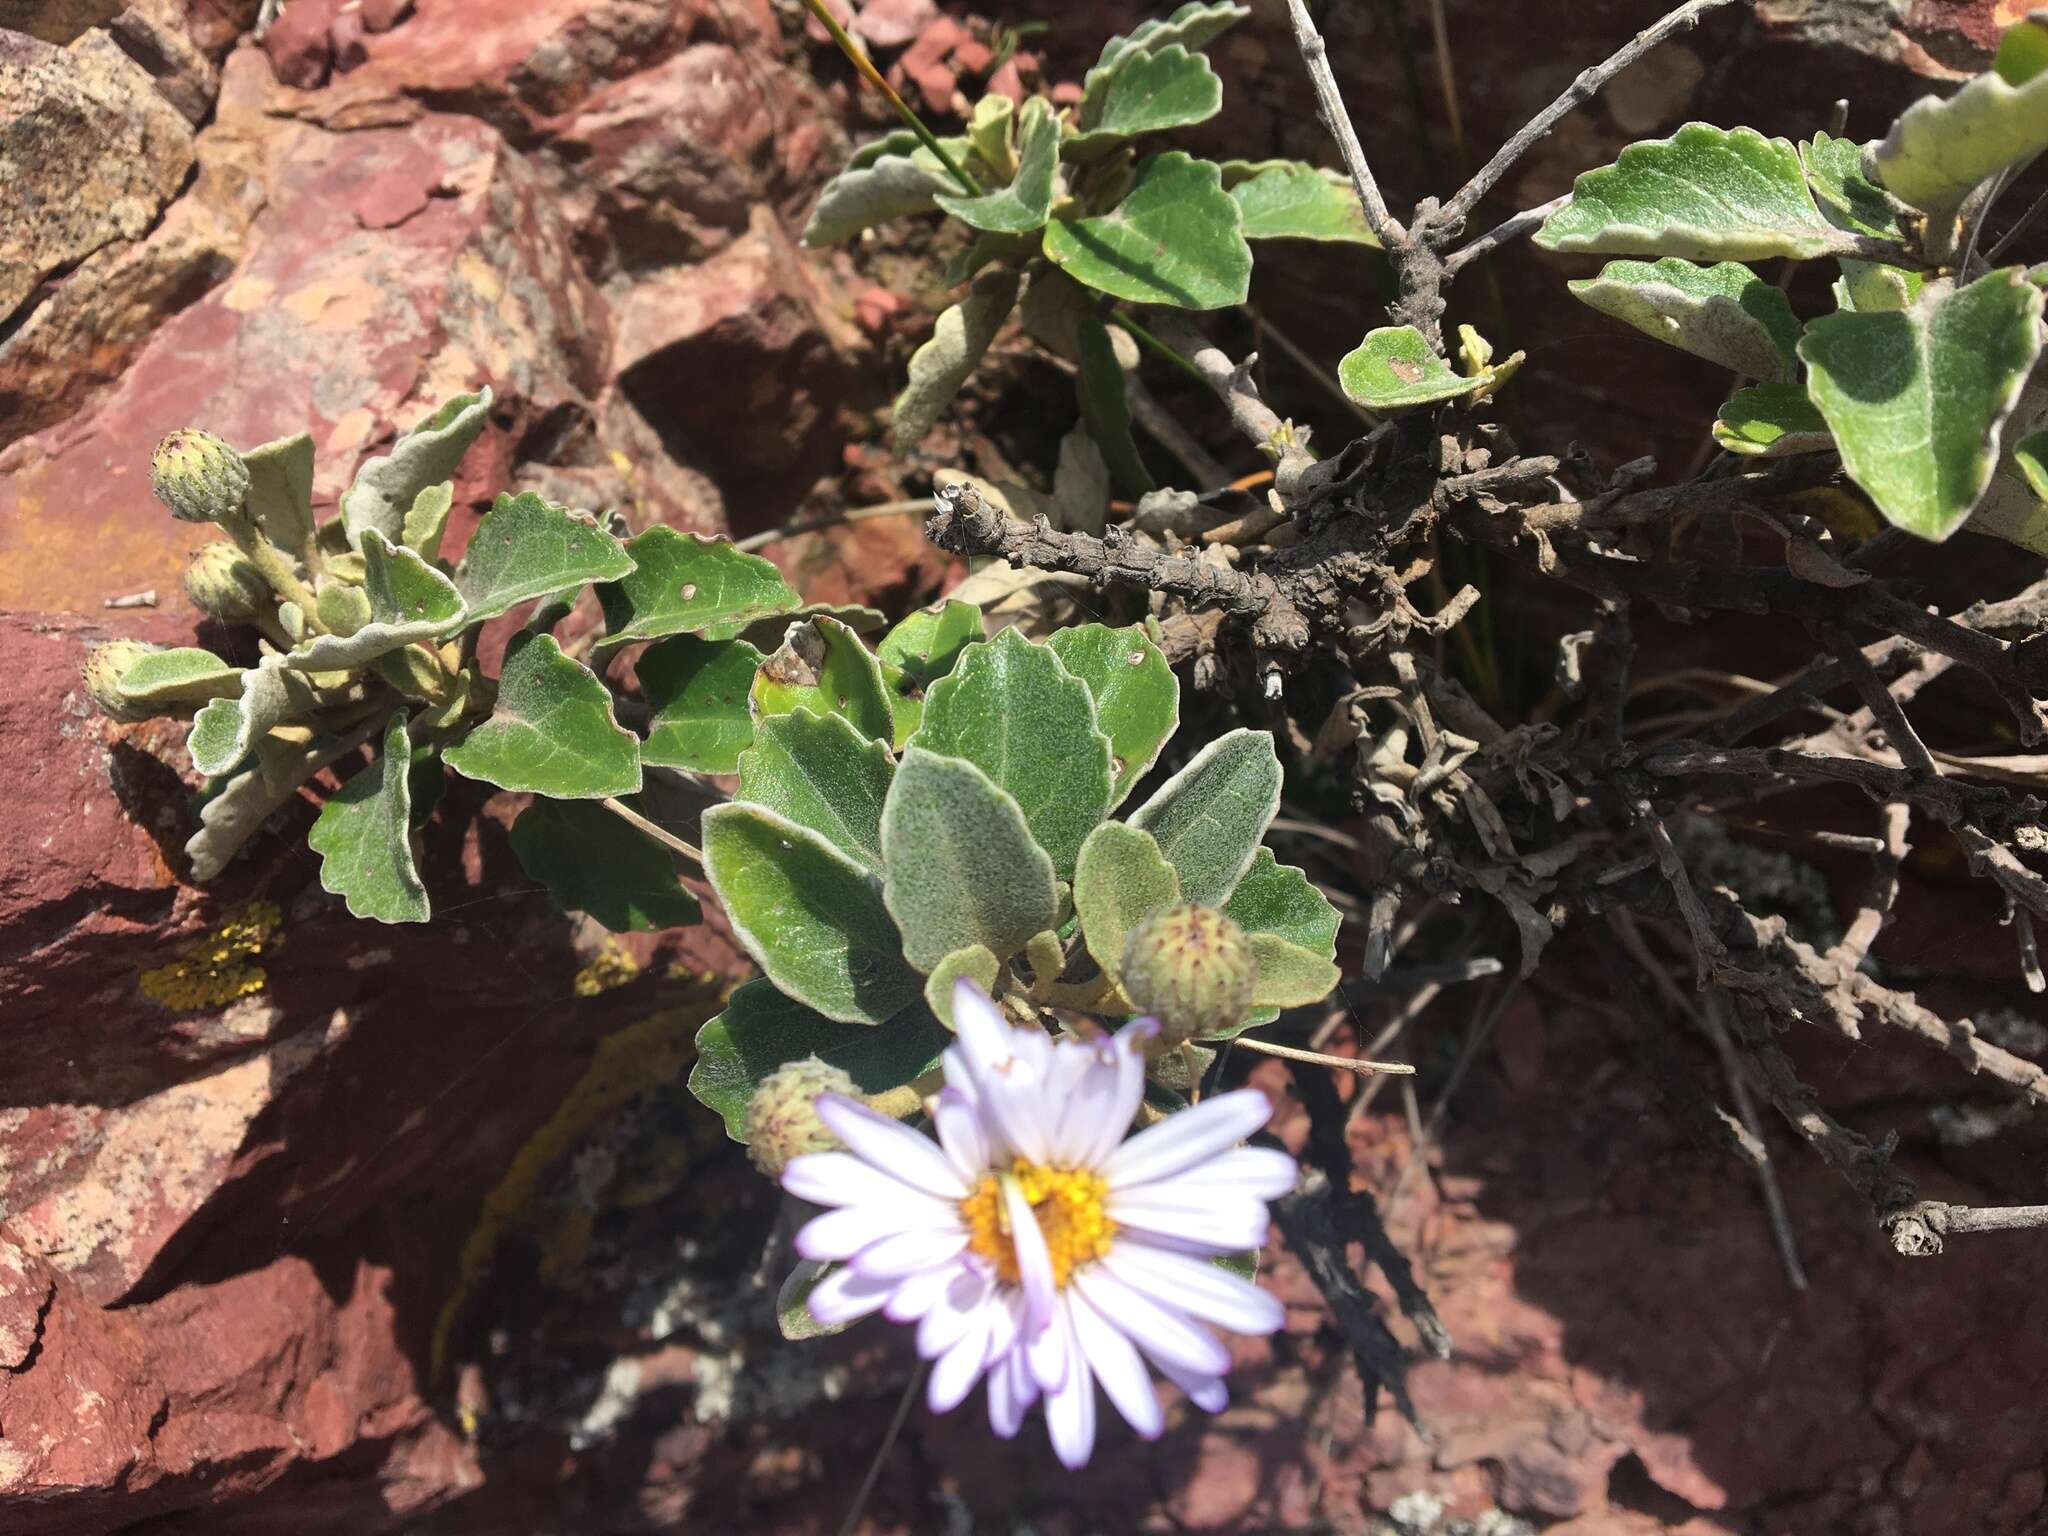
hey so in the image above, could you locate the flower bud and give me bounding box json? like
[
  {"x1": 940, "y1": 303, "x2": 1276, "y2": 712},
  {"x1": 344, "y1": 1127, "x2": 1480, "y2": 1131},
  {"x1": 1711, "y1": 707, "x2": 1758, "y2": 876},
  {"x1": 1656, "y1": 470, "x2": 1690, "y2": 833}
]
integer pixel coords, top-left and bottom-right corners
[
  {"x1": 1120, "y1": 902, "x2": 1257, "y2": 1047},
  {"x1": 744, "y1": 1056, "x2": 856, "y2": 1178},
  {"x1": 82, "y1": 639, "x2": 164, "y2": 722},
  {"x1": 151, "y1": 429, "x2": 249, "y2": 526},
  {"x1": 184, "y1": 540, "x2": 271, "y2": 622}
]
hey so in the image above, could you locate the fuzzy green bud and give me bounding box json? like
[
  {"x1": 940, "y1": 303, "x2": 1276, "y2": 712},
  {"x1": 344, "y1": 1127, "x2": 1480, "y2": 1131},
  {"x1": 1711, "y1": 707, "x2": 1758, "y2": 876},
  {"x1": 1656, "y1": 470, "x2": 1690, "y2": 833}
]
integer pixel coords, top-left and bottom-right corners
[
  {"x1": 183, "y1": 540, "x2": 271, "y2": 621},
  {"x1": 1120, "y1": 902, "x2": 1257, "y2": 1048},
  {"x1": 744, "y1": 1056, "x2": 857, "y2": 1177},
  {"x1": 81, "y1": 639, "x2": 164, "y2": 722},
  {"x1": 151, "y1": 429, "x2": 250, "y2": 526}
]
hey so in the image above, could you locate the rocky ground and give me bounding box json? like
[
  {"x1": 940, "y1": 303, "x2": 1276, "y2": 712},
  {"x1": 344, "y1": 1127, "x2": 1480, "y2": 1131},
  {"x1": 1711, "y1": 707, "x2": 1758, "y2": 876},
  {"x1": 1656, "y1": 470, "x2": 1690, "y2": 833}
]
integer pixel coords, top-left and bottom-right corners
[{"x1": 3, "y1": 1, "x2": 2046, "y2": 1531}]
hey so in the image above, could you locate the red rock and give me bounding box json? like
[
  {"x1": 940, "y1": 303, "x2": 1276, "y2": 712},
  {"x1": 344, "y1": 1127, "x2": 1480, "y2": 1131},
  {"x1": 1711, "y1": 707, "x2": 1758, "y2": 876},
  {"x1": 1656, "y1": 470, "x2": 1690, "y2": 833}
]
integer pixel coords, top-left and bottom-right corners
[
  {"x1": 950, "y1": 35, "x2": 991, "y2": 74},
  {"x1": 986, "y1": 55, "x2": 1024, "y2": 102},
  {"x1": 329, "y1": 5, "x2": 371, "y2": 71},
  {"x1": 892, "y1": 12, "x2": 962, "y2": 113},
  {"x1": 852, "y1": 284, "x2": 903, "y2": 335},
  {"x1": 358, "y1": 0, "x2": 413, "y2": 30},
  {"x1": 261, "y1": 0, "x2": 344, "y2": 88},
  {"x1": 850, "y1": 0, "x2": 933, "y2": 49}
]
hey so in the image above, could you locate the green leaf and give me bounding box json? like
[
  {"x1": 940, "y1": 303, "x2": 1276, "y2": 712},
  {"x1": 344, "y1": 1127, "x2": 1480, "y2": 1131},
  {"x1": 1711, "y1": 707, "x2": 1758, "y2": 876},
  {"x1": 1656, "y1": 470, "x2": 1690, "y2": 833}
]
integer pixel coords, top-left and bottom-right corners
[
  {"x1": 881, "y1": 747, "x2": 1060, "y2": 972},
  {"x1": 882, "y1": 661, "x2": 922, "y2": 748},
  {"x1": 402, "y1": 482, "x2": 454, "y2": 562},
  {"x1": 751, "y1": 614, "x2": 896, "y2": 745},
  {"x1": 443, "y1": 633, "x2": 642, "y2": 797},
  {"x1": 1834, "y1": 259, "x2": 1924, "y2": 314},
  {"x1": 803, "y1": 139, "x2": 952, "y2": 245},
  {"x1": 1047, "y1": 623, "x2": 1179, "y2": 805},
  {"x1": 114, "y1": 647, "x2": 240, "y2": 706},
  {"x1": 1978, "y1": 427, "x2": 2048, "y2": 553},
  {"x1": 1127, "y1": 727, "x2": 1281, "y2": 906},
  {"x1": 241, "y1": 431, "x2": 316, "y2": 562},
  {"x1": 1076, "y1": 310, "x2": 1155, "y2": 496},
  {"x1": 737, "y1": 707, "x2": 895, "y2": 873},
  {"x1": 1068, "y1": 44, "x2": 1222, "y2": 153},
  {"x1": 2014, "y1": 428, "x2": 2048, "y2": 498},
  {"x1": 288, "y1": 530, "x2": 467, "y2": 671},
  {"x1": 455, "y1": 491, "x2": 635, "y2": 626},
  {"x1": 1223, "y1": 846, "x2": 1340, "y2": 957},
  {"x1": 340, "y1": 389, "x2": 493, "y2": 551},
  {"x1": 925, "y1": 945, "x2": 1000, "y2": 1026},
  {"x1": 188, "y1": 653, "x2": 318, "y2": 777},
  {"x1": 876, "y1": 599, "x2": 983, "y2": 689},
  {"x1": 967, "y1": 94, "x2": 1014, "y2": 174},
  {"x1": 1713, "y1": 383, "x2": 1833, "y2": 457},
  {"x1": 185, "y1": 734, "x2": 336, "y2": 883},
  {"x1": 1087, "y1": 0, "x2": 1248, "y2": 100},
  {"x1": 305, "y1": 712, "x2": 429, "y2": 923},
  {"x1": 687, "y1": 978, "x2": 947, "y2": 1137},
  {"x1": 699, "y1": 803, "x2": 923, "y2": 1025},
  {"x1": 893, "y1": 268, "x2": 1020, "y2": 445},
  {"x1": 1073, "y1": 821, "x2": 1180, "y2": 984},
  {"x1": 1247, "y1": 931, "x2": 1339, "y2": 1009},
  {"x1": 1224, "y1": 161, "x2": 1378, "y2": 245},
  {"x1": 847, "y1": 129, "x2": 923, "y2": 172},
  {"x1": 1535, "y1": 124, "x2": 1845, "y2": 261},
  {"x1": 509, "y1": 797, "x2": 701, "y2": 933},
  {"x1": 907, "y1": 627, "x2": 1114, "y2": 878},
  {"x1": 1566, "y1": 258, "x2": 1801, "y2": 382},
  {"x1": 1800, "y1": 132, "x2": 1903, "y2": 239},
  {"x1": 777, "y1": 1260, "x2": 847, "y2": 1341},
  {"x1": 1798, "y1": 267, "x2": 2045, "y2": 540},
  {"x1": 1872, "y1": 18, "x2": 2048, "y2": 217},
  {"x1": 1043, "y1": 151, "x2": 1250, "y2": 311},
  {"x1": 937, "y1": 98, "x2": 1059, "y2": 232},
  {"x1": 728, "y1": 602, "x2": 886, "y2": 655},
  {"x1": 639, "y1": 636, "x2": 761, "y2": 773},
  {"x1": 1339, "y1": 326, "x2": 1484, "y2": 410},
  {"x1": 596, "y1": 526, "x2": 801, "y2": 650}
]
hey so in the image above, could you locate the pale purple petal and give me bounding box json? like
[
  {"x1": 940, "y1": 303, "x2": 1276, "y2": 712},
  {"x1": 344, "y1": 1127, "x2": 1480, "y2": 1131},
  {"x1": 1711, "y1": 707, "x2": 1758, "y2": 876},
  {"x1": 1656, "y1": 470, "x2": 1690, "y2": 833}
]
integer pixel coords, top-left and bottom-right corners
[
  {"x1": 931, "y1": 1087, "x2": 989, "y2": 1183},
  {"x1": 1002, "y1": 1172, "x2": 1058, "y2": 1333},
  {"x1": 1102, "y1": 1088, "x2": 1274, "y2": 1188},
  {"x1": 850, "y1": 1226, "x2": 969, "y2": 1279},
  {"x1": 1103, "y1": 1243, "x2": 1285, "y2": 1334},
  {"x1": 1071, "y1": 1265, "x2": 1231, "y2": 1377},
  {"x1": 1042, "y1": 1302, "x2": 1097, "y2": 1469},
  {"x1": 1025, "y1": 1285, "x2": 1070, "y2": 1393},
  {"x1": 1149, "y1": 1145, "x2": 1299, "y2": 1200},
  {"x1": 883, "y1": 1259, "x2": 971, "y2": 1323},
  {"x1": 814, "y1": 1094, "x2": 970, "y2": 1200},
  {"x1": 1077, "y1": 1017, "x2": 1159, "y2": 1168},
  {"x1": 952, "y1": 979, "x2": 1024, "y2": 1084},
  {"x1": 782, "y1": 1150, "x2": 932, "y2": 1209},
  {"x1": 796, "y1": 1200, "x2": 955, "y2": 1262},
  {"x1": 1151, "y1": 1354, "x2": 1229, "y2": 1413},
  {"x1": 1042, "y1": 1035, "x2": 1108, "y2": 1165},
  {"x1": 986, "y1": 1341, "x2": 1038, "y2": 1439},
  {"x1": 1068, "y1": 1284, "x2": 1163, "y2": 1439},
  {"x1": 805, "y1": 1264, "x2": 897, "y2": 1325},
  {"x1": 917, "y1": 1266, "x2": 995, "y2": 1358},
  {"x1": 978, "y1": 1068, "x2": 1052, "y2": 1165},
  {"x1": 928, "y1": 1308, "x2": 995, "y2": 1413},
  {"x1": 1105, "y1": 1194, "x2": 1271, "y2": 1255}
]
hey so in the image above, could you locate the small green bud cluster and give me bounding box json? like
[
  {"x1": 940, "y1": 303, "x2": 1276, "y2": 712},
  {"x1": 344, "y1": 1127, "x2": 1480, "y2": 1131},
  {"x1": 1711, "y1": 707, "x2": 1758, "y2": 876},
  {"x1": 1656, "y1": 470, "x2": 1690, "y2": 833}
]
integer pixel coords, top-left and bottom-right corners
[
  {"x1": 81, "y1": 639, "x2": 163, "y2": 723},
  {"x1": 151, "y1": 430, "x2": 250, "y2": 527},
  {"x1": 744, "y1": 1056, "x2": 857, "y2": 1177},
  {"x1": 184, "y1": 541, "x2": 271, "y2": 622},
  {"x1": 1120, "y1": 902, "x2": 1258, "y2": 1048}
]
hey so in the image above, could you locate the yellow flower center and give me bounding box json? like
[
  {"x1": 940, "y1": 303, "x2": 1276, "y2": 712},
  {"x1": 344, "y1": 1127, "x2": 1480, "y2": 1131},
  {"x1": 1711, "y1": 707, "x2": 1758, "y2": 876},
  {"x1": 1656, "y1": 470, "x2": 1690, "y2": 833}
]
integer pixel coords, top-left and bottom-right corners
[{"x1": 961, "y1": 1159, "x2": 1116, "y2": 1289}]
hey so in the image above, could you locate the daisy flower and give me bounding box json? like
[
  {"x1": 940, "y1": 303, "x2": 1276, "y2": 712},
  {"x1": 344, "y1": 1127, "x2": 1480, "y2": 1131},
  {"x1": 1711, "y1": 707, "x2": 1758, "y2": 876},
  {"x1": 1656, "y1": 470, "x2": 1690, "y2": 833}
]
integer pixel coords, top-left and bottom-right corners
[{"x1": 779, "y1": 978, "x2": 1297, "y2": 1467}]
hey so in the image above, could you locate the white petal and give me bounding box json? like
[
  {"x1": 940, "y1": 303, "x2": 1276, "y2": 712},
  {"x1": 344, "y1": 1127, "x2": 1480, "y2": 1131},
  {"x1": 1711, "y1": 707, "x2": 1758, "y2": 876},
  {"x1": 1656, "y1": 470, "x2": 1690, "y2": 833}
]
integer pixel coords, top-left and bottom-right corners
[
  {"x1": 1003, "y1": 1171, "x2": 1058, "y2": 1332},
  {"x1": 1102, "y1": 1088, "x2": 1274, "y2": 1187},
  {"x1": 1025, "y1": 1288, "x2": 1070, "y2": 1393},
  {"x1": 932, "y1": 1087, "x2": 990, "y2": 1183},
  {"x1": 952, "y1": 979, "x2": 1022, "y2": 1083},
  {"x1": 1042, "y1": 1303, "x2": 1097, "y2": 1469},
  {"x1": 1105, "y1": 1194, "x2": 1271, "y2": 1255},
  {"x1": 986, "y1": 1343, "x2": 1037, "y2": 1439},
  {"x1": 1078, "y1": 1017, "x2": 1158, "y2": 1168},
  {"x1": 1103, "y1": 1243, "x2": 1285, "y2": 1335},
  {"x1": 1149, "y1": 1145, "x2": 1299, "y2": 1200},
  {"x1": 928, "y1": 1308, "x2": 995, "y2": 1413},
  {"x1": 979, "y1": 1069, "x2": 1051, "y2": 1165},
  {"x1": 805, "y1": 1265, "x2": 896, "y2": 1325},
  {"x1": 883, "y1": 1259, "x2": 970, "y2": 1323},
  {"x1": 917, "y1": 1266, "x2": 996, "y2": 1358},
  {"x1": 796, "y1": 1200, "x2": 954, "y2": 1262},
  {"x1": 1067, "y1": 1285, "x2": 1163, "y2": 1439},
  {"x1": 782, "y1": 1150, "x2": 933, "y2": 1209},
  {"x1": 850, "y1": 1226, "x2": 968, "y2": 1279},
  {"x1": 1070, "y1": 1266, "x2": 1231, "y2": 1377},
  {"x1": 1043, "y1": 1035, "x2": 1108, "y2": 1165},
  {"x1": 1152, "y1": 1354, "x2": 1229, "y2": 1414},
  {"x1": 814, "y1": 1094, "x2": 969, "y2": 1200}
]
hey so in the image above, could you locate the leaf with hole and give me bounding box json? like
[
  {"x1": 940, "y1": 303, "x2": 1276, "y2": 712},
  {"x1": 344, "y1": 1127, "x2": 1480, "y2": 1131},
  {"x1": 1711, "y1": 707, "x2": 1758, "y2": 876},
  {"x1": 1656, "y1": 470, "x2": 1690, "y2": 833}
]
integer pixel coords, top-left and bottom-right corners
[
  {"x1": 700, "y1": 803, "x2": 923, "y2": 1025},
  {"x1": 751, "y1": 614, "x2": 896, "y2": 745},
  {"x1": 597, "y1": 526, "x2": 800, "y2": 650},
  {"x1": 443, "y1": 633, "x2": 641, "y2": 797},
  {"x1": 1799, "y1": 267, "x2": 2044, "y2": 540},
  {"x1": 1871, "y1": 18, "x2": 2048, "y2": 217},
  {"x1": 1127, "y1": 727, "x2": 1281, "y2": 906},
  {"x1": 288, "y1": 531, "x2": 466, "y2": 671},
  {"x1": 306, "y1": 713, "x2": 429, "y2": 923},
  {"x1": 893, "y1": 268, "x2": 1020, "y2": 445},
  {"x1": 1043, "y1": 151, "x2": 1250, "y2": 311},
  {"x1": 906, "y1": 627, "x2": 1114, "y2": 878},
  {"x1": 738, "y1": 707, "x2": 895, "y2": 874},
  {"x1": 1536, "y1": 124, "x2": 1845, "y2": 261},
  {"x1": 1073, "y1": 821, "x2": 1180, "y2": 986},
  {"x1": 881, "y1": 748, "x2": 1059, "y2": 971},
  {"x1": 340, "y1": 389, "x2": 492, "y2": 550},
  {"x1": 688, "y1": 978, "x2": 948, "y2": 1137},
  {"x1": 509, "y1": 797, "x2": 701, "y2": 933},
  {"x1": 639, "y1": 636, "x2": 761, "y2": 773},
  {"x1": 1339, "y1": 326, "x2": 1484, "y2": 410},
  {"x1": 1047, "y1": 623, "x2": 1178, "y2": 805},
  {"x1": 1222, "y1": 160, "x2": 1378, "y2": 245},
  {"x1": 1067, "y1": 44, "x2": 1221, "y2": 154},
  {"x1": 455, "y1": 491, "x2": 635, "y2": 626},
  {"x1": 1713, "y1": 384, "x2": 1833, "y2": 457},
  {"x1": 937, "y1": 98, "x2": 1059, "y2": 232},
  {"x1": 1568, "y1": 259, "x2": 1801, "y2": 382}
]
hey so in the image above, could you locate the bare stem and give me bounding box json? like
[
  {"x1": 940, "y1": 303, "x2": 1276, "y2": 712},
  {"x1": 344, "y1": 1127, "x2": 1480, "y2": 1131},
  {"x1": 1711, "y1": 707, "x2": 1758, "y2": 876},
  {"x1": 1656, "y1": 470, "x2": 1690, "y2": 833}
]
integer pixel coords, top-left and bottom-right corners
[
  {"x1": 1233, "y1": 1034, "x2": 1415, "y2": 1075},
  {"x1": 601, "y1": 796, "x2": 703, "y2": 866},
  {"x1": 1443, "y1": 195, "x2": 1566, "y2": 278},
  {"x1": 1282, "y1": 0, "x2": 1403, "y2": 246}
]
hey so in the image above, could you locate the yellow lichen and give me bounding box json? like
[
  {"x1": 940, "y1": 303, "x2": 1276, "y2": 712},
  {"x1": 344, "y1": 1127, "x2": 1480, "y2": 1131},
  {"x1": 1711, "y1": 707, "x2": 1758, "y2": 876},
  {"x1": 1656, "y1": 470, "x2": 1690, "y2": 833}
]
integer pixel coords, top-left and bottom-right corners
[
  {"x1": 138, "y1": 902, "x2": 282, "y2": 1011},
  {"x1": 962, "y1": 1159, "x2": 1116, "y2": 1290},
  {"x1": 572, "y1": 938, "x2": 640, "y2": 997}
]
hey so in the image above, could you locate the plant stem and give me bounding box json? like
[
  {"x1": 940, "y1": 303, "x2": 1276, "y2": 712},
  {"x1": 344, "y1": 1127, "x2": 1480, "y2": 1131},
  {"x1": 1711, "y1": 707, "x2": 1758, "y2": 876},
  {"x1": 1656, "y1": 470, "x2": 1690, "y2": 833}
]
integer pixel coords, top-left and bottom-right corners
[
  {"x1": 227, "y1": 519, "x2": 323, "y2": 630},
  {"x1": 799, "y1": 0, "x2": 981, "y2": 197},
  {"x1": 1283, "y1": 0, "x2": 1403, "y2": 245},
  {"x1": 1233, "y1": 1035, "x2": 1415, "y2": 1075},
  {"x1": 1109, "y1": 312, "x2": 1208, "y2": 384},
  {"x1": 601, "y1": 796, "x2": 703, "y2": 866}
]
